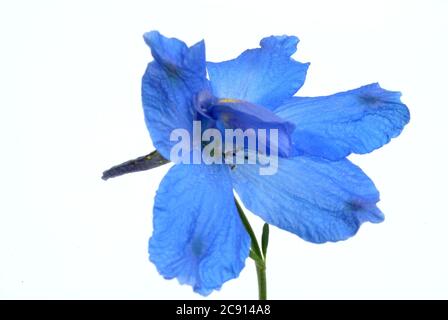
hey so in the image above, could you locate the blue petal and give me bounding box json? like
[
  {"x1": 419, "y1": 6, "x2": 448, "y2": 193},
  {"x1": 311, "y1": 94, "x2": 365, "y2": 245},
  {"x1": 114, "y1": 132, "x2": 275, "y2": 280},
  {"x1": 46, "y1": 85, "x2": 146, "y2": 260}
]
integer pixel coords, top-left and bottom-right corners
[
  {"x1": 207, "y1": 35, "x2": 309, "y2": 110},
  {"x1": 275, "y1": 83, "x2": 410, "y2": 160},
  {"x1": 142, "y1": 31, "x2": 209, "y2": 159},
  {"x1": 208, "y1": 99, "x2": 295, "y2": 157},
  {"x1": 231, "y1": 156, "x2": 384, "y2": 243},
  {"x1": 149, "y1": 164, "x2": 250, "y2": 295}
]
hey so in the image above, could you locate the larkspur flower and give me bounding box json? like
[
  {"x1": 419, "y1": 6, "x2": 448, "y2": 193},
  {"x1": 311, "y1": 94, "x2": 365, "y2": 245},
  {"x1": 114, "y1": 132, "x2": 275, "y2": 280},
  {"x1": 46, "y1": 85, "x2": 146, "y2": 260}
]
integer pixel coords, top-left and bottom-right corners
[{"x1": 138, "y1": 31, "x2": 410, "y2": 296}]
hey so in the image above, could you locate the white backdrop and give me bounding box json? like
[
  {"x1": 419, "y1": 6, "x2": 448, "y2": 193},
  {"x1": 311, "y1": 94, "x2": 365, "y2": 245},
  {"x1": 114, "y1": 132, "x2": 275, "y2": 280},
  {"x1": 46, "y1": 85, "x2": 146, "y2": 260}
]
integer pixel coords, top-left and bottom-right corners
[{"x1": 1, "y1": 0, "x2": 447, "y2": 299}]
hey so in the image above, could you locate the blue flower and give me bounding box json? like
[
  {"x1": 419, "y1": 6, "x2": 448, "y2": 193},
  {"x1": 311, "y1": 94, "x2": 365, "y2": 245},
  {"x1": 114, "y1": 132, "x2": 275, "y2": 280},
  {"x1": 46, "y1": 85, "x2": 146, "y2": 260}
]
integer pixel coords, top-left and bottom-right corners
[{"x1": 141, "y1": 31, "x2": 410, "y2": 295}]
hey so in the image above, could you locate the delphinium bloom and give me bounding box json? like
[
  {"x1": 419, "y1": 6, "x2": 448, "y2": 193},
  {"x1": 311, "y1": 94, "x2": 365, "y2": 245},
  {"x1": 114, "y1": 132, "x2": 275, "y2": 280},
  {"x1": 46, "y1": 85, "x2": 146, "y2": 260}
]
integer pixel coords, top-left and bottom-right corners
[{"x1": 103, "y1": 31, "x2": 409, "y2": 297}]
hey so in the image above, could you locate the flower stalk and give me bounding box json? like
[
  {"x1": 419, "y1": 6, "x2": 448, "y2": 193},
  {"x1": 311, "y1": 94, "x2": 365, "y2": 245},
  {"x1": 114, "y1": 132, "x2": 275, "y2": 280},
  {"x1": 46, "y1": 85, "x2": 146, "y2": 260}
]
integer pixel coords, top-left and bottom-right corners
[{"x1": 234, "y1": 197, "x2": 269, "y2": 300}]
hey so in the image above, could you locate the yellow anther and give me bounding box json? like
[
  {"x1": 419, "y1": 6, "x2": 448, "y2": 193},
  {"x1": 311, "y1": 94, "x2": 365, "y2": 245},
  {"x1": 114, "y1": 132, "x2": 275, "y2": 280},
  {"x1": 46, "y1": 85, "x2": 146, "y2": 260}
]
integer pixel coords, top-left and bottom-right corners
[{"x1": 219, "y1": 98, "x2": 239, "y2": 104}]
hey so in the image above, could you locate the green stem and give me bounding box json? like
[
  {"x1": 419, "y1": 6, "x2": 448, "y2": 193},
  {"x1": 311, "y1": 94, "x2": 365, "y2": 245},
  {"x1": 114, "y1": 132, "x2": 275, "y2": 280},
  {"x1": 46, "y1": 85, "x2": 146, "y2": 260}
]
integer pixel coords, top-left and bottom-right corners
[
  {"x1": 234, "y1": 197, "x2": 268, "y2": 300},
  {"x1": 256, "y1": 261, "x2": 267, "y2": 300}
]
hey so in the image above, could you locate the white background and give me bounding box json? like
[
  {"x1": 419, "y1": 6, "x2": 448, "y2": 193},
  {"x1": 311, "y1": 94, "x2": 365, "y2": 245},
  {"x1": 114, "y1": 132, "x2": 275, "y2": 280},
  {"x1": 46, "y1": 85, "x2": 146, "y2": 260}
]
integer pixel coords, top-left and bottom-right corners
[{"x1": 1, "y1": 0, "x2": 447, "y2": 299}]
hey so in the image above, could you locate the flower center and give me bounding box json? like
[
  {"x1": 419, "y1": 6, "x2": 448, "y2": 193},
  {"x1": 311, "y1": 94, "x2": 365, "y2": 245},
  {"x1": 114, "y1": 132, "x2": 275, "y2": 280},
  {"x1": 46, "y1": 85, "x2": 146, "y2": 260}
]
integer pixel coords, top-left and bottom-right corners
[{"x1": 193, "y1": 90, "x2": 295, "y2": 158}]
